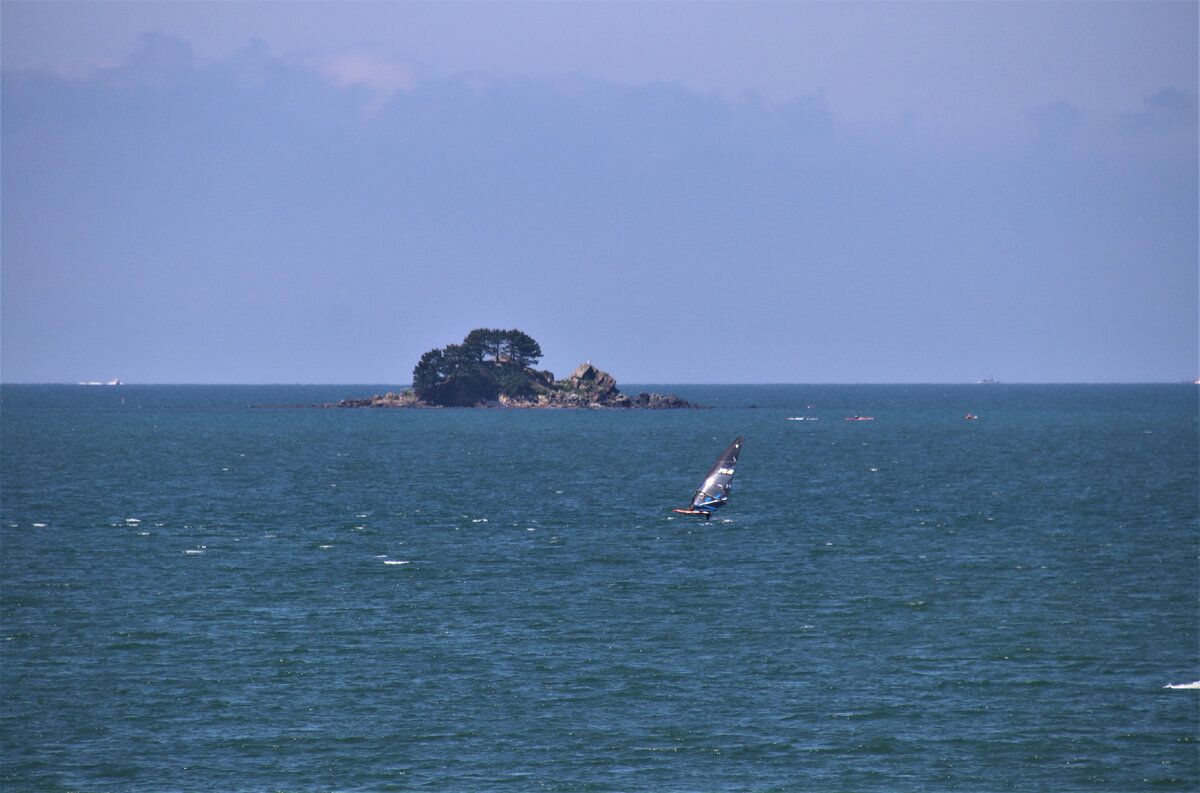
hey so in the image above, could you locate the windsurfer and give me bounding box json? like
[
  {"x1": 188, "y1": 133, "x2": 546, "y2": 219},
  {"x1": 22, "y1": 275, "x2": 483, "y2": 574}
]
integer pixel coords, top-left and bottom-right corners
[{"x1": 673, "y1": 437, "x2": 743, "y2": 518}]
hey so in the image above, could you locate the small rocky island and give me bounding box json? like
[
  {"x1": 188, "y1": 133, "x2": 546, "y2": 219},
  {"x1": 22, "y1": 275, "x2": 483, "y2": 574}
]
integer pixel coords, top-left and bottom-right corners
[{"x1": 324, "y1": 328, "x2": 700, "y2": 409}]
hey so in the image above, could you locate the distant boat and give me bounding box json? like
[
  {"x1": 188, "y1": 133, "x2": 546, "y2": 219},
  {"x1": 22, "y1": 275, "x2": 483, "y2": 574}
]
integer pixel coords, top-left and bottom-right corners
[
  {"x1": 672, "y1": 437, "x2": 744, "y2": 520},
  {"x1": 843, "y1": 415, "x2": 874, "y2": 421},
  {"x1": 79, "y1": 378, "x2": 122, "y2": 386}
]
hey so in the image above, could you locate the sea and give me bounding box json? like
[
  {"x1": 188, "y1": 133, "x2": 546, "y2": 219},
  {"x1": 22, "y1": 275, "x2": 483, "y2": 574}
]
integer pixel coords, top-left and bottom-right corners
[{"x1": 1, "y1": 383, "x2": 1196, "y2": 793}]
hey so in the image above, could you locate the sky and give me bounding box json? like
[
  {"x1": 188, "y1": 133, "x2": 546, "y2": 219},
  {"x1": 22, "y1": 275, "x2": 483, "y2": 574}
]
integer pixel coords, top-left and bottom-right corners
[{"x1": 2, "y1": 1, "x2": 1196, "y2": 384}]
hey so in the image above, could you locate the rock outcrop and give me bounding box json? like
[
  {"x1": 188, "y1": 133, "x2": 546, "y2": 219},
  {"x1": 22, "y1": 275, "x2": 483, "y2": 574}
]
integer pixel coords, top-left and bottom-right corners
[
  {"x1": 325, "y1": 392, "x2": 427, "y2": 408},
  {"x1": 566, "y1": 362, "x2": 616, "y2": 392},
  {"x1": 631, "y1": 391, "x2": 694, "y2": 409},
  {"x1": 492, "y1": 362, "x2": 700, "y2": 409}
]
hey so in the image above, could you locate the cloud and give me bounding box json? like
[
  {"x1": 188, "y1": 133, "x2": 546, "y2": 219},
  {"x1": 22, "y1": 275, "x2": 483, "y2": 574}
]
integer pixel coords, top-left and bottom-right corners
[
  {"x1": 6, "y1": 31, "x2": 196, "y2": 86},
  {"x1": 1028, "y1": 100, "x2": 1085, "y2": 140},
  {"x1": 307, "y1": 49, "x2": 419, "y2": 111},
  {"x1": 1120, "y1": 88, "x2": 1199, "y2": 133},
  {"x1": 2, "y1": 34, "x2": 1195, "y2": 383}
]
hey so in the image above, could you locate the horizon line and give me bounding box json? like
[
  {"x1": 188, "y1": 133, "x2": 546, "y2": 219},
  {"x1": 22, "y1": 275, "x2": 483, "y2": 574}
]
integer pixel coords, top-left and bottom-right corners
[{"x1": 2, "y1": 380, "x2": 1197, "y2": 387}]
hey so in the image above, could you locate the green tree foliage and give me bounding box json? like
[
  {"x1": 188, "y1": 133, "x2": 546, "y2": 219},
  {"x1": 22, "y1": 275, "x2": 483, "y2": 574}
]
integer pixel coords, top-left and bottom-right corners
[
  {"x1": 411, "y1": 348, "x2": 447, "y2": 396},
  {"x1": 462, "y1": 328, "x2": 503, "y2": 361},
  {"x1": 501, "y1": 329, "x2": 542, "y2": 367},
  {"x1": 496, "y1": 365, "x2": 537, "y2": 400},
  {"x1": 412, "y1": 329, "x2": 545, "y2": 406}
]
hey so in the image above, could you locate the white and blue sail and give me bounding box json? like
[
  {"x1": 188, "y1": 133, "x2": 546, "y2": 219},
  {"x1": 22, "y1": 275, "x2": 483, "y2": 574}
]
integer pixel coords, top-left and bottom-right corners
[{"x1": 674, "y1": 437, "x2": 743, "y2": 517}]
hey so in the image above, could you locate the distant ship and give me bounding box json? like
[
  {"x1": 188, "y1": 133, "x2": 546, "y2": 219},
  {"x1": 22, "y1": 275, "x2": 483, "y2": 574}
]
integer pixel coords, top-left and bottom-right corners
[{"x1": 79, "y1": 378, "x2": 122, "y2": 386}]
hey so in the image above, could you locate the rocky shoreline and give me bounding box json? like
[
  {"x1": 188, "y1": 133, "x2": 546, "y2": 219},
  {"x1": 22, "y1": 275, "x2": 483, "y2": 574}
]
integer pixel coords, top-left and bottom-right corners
[{"x1": 318, "y1": 363, "x2": 704, "y2": 409}]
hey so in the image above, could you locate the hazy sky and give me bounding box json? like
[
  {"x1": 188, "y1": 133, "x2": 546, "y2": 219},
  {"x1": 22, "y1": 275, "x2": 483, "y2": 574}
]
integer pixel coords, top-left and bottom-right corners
[{"x1": 2, "y1": 1, "x2": 1196, "y2": 384}]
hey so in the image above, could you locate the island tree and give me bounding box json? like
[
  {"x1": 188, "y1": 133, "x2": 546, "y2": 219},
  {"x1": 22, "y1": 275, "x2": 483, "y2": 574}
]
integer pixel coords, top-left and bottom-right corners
[{"x1": 413, "y1": 329, "x2": 546, "y2": 406}]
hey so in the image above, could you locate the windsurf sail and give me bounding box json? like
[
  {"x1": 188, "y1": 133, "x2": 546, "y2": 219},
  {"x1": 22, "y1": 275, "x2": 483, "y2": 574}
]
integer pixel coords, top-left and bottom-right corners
[{"x1": 674, "y1": 437, "x2": 743, "y2": 517}]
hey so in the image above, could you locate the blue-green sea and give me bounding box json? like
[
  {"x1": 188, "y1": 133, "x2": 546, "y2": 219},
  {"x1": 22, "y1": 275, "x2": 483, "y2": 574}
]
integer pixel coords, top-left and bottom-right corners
[{"x1": 2, "y1": 383, "x2": 1197, "y2": 792}]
